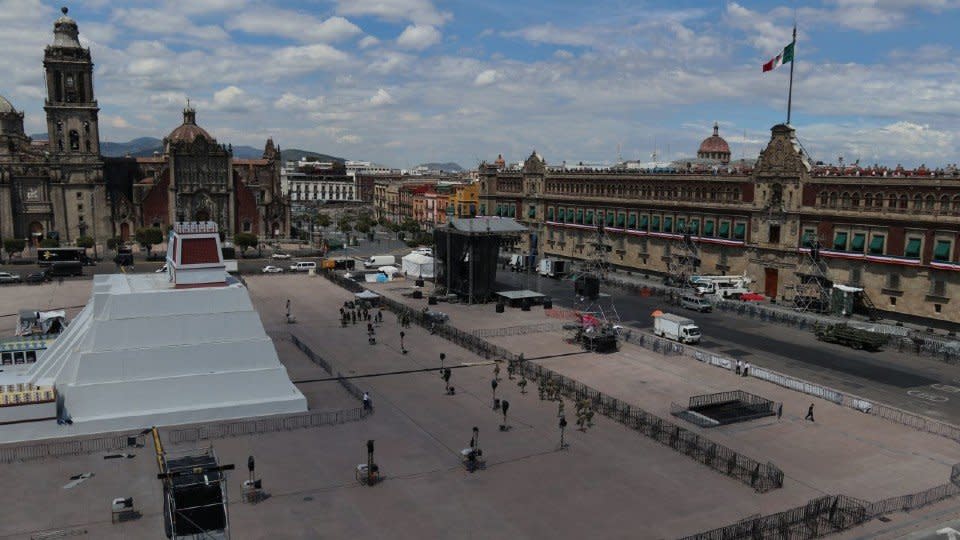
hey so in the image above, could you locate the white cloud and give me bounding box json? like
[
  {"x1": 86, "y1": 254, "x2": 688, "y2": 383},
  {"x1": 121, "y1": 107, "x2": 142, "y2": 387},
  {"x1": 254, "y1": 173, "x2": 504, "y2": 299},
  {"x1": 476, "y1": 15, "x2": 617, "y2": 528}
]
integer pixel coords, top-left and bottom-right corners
[
  {"x1": 358, "y1": 35, "x2": 380, "y2": 49},
  {"x1": 397, "y1": 24, "x2": 441, "y2": 50},
  {"x1": 370, "y1": 88, "x2": 394, "y2": 106},
  {"x1": 112, "y1": 8, "x2": 230, "y2": 44},
  {"x1": 473, "y1": 69, "x2": 498, "y2": 86},
  {"x1": 227, "y1": 11, "x2": 362, "y2": 43},
  {"x1": 334, "y1": 0, "x2": 451, "y2": 26},
  {"x1": 210, "y1": 86, "x2": 261, "y2": 112},
  {"x1": 337, "y1": 134, "x2": 362, "y2": 144},
  {"x1": 503, "y1": 23, "x2": 595, "y2": 47},
  {"x1": 274, "y1": 93, "x2": 326, "y2": 111},
  {"x1": 103, "y1": 115, "x2": 131, "y2": 129},
  {"x1": 272, "y1": 44, "x2": 350, "y2": 73},
  {"x1": 366, "y1": 51, "x2": 415, "y2": 74}
]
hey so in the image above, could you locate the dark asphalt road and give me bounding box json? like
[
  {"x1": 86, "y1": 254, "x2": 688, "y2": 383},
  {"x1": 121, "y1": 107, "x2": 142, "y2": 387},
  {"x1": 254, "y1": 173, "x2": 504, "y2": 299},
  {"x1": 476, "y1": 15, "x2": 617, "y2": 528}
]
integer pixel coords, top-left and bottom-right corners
[{"x1": 495, "y1": 269, "x2": 960, "y2": 422}]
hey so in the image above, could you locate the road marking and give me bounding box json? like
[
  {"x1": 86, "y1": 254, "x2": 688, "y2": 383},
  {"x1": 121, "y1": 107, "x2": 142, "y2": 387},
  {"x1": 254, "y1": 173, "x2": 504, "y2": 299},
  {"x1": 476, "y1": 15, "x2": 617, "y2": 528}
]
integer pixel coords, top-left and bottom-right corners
[
  {"x1": 938, "y1": 527, "x2": 960, "y2": 540},
  {"x1": 931, "y1": 384, "x2": 960, "y2": 393},
  {"x1": 907, "y1": 390, "x2": 949, "y2": 403}
]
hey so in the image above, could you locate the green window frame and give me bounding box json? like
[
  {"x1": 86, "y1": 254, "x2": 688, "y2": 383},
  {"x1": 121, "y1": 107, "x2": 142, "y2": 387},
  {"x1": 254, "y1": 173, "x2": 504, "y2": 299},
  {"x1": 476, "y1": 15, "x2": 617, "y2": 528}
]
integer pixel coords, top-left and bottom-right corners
[
  {"x1": 586, "y1": 211, "x2": 594, "y2": 225},
  {"x1": 704, "y1": 220, "x2": 715, "y2": 237},
  {"x1": 833, "y1": 231, "x2": 848, "y2": 251},
  {"x1": 905, "y1": 238, "x2": 921, "y2": 258},
  {"x1": 480, "y1": 205, "x2": 486, "y2": 216},
  {"x1": 528, "y1": 206, "x2": 536, "y2": 218},
  {"x1": 718, "y1": 221, "x2": 730, "y2": 238},
  {"x1": 664, "y1": 217, "x2": 673, "y2": 233},
  {"x1": 689, "y1": 219, "x2": 699, "y2": 235},
  {"x1": 868, "y1": 235, "x2": 884, "y2": 255},
  {"x1": 639, "y1": 215, "x2": 649, "y2": 230},
  {"x1": 509, "y1": 205, "x2": 516, "y2": 217},
  {"x1": 651, "y1": 216, "x2": 661, "y2": 232},
  {"x1": 617, "y1": 213, "x2": 625, "y2": 227},
  {"x1": 850, "y1": 233, "x2": 865, "y2": 252},
  {"x1": 577, "y1": 209, "x2": 584, "y2": 224},
  {"x1": 546, "y1": 207, "x2": 553, "y2": 221},
  {"x1": 628, "y1": 214, "x2": 637, "y2": 229},
  {"x1": 496, "y1": 205, "x2": 503, "y2": 217},
  {"x1": 606, "y1": 212, "x2": 615, "y2": 226},
  {"x1": 934, "y1": 240, "x2": 951, "y2": 261},
  {"x1": 677, "y1": 218, "x2": 686, "y2": 233},
  {"x1": 733, "y1": 223, "x2": 746, "y2": 240}
]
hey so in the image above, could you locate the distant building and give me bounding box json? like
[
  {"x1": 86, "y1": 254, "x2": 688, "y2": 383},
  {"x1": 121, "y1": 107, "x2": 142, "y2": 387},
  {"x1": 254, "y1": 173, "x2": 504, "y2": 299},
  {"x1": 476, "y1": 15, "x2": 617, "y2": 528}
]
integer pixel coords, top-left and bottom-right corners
[{"x1": 697, "y1": 122, "x2": 731, "y2": 164}]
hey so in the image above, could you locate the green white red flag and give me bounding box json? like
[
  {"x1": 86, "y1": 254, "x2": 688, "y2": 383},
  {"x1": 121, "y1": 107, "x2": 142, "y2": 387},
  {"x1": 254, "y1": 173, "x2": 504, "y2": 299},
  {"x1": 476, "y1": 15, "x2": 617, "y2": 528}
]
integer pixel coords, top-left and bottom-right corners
[{"x1": 762, "y1": 41, "x2": 795, "y2": 72}]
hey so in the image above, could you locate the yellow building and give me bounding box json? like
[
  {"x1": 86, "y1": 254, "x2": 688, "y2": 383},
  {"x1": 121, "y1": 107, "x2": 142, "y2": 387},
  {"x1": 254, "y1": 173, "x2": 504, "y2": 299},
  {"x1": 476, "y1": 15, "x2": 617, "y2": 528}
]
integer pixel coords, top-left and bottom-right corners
[{"x1": 451, "y1": 182, "x2": 479, "y2": 218}]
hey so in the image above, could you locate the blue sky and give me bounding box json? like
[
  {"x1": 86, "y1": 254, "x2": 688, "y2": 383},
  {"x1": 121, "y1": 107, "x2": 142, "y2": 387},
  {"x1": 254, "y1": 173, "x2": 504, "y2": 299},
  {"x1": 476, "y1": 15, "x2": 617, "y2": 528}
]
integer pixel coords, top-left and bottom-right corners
[{"x1": 2, "y1": 0, "x2": 959, "y2": 168}]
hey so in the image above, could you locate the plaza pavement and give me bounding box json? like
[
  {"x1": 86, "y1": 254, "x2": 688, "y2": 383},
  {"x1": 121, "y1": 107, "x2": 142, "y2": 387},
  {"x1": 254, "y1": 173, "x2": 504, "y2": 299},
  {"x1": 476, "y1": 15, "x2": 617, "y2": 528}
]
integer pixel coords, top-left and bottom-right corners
[{"x1": 0, "y1": 274, "x2": 958, "y2": 538}]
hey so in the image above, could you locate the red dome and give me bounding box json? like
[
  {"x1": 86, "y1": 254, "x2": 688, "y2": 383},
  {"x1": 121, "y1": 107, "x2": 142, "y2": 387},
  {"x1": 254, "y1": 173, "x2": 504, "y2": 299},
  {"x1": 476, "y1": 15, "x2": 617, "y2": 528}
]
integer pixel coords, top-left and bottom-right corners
[
  {"x1": 697, "y1": 122, "x2": 731, "y2": 162},
  {"x1": 167, "y1": 107, "x2": 213, "y2": 144}
]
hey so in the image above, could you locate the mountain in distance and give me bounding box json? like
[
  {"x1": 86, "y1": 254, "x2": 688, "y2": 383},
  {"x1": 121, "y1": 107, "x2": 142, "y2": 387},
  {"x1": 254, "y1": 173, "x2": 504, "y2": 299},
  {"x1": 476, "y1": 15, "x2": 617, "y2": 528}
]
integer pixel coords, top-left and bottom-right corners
[
  {"x1": 416, "y1": 162, "x2": 464, "y2": 172},
  {"x1": 280, "y1": 148, "x2": 345, "y2": 164},
  {"x1": 31, "y1": 134, "x2": 336, "y2": 160}
]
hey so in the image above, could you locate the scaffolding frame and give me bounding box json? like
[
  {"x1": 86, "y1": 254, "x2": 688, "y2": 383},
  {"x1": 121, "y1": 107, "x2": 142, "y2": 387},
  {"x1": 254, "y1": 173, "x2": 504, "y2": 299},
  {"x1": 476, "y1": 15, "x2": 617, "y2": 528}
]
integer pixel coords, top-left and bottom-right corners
[
  {"x1": 667, "y1": 231, "x2": 702, "y2": 296},
  {"x1": 793, "y1": 236, "x2": 833, "y2": 313}
]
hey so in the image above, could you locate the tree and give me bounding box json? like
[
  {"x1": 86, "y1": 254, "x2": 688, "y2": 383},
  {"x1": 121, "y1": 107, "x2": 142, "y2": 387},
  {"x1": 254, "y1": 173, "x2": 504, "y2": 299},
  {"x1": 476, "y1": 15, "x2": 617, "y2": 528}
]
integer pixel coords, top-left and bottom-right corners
[
  {"x1": 3, "y1": 238, "x2": 26, "y2": 259},
  {"x1": 234, "y1": 232, "x2": 258, "y2": 255},
  {"x1": 355, "y1": 219, "x2": 372, "y2": 235},
  {"x1": 39, "y1": 238, "x2": 60, "y2": 248},
  {"x1": 135, "y1": 227, "x2": 164, "y2": 256},
  {"x1": 401, "y1": 218, "x2": 420, "y2": 234},
  {"x1": 106, "y1": 237, "x2": 121, "y2": 251},
  {"x1": 76, "y1": 236, "x2": 94, "y2": 249},
  {"x1": 316, "y1": 213, "x2": 331, "y2": 228},
  {"x1": 337, "y1": 216, "x2": 353, "y2": 234}
]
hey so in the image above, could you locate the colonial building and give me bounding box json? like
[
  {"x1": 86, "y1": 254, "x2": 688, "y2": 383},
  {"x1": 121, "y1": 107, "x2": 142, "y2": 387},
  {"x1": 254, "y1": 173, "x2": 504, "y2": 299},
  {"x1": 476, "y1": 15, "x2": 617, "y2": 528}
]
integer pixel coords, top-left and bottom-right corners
[
  {"x1": 480, "y1": 124, "x2": 960, "y2": 325},
  {"x1": 0, "y1": 8, "x2": 288, "y2": 247},
  {"x1": 0, "y1": 8, "x2": 110, "y2": 246}
]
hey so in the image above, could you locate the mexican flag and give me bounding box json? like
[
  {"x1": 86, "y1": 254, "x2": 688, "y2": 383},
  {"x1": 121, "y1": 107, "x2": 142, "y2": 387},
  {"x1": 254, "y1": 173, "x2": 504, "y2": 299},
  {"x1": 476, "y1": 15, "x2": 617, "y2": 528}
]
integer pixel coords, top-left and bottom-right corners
[{"x1": 762, "y1": 41, "x2": 795, "y2": 72}]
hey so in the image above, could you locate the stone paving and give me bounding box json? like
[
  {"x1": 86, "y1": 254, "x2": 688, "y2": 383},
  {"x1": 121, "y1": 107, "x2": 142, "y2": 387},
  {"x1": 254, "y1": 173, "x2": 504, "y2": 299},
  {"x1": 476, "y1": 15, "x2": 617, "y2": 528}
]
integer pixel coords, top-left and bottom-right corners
[{"x1": 0, "y1": 274, "x2": 958, "y2": 539}]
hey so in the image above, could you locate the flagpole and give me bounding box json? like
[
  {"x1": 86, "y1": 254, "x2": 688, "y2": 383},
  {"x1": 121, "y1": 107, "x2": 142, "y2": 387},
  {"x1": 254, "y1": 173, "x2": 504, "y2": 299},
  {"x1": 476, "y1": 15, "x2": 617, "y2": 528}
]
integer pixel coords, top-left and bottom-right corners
[{"x1": 786, "y1": 25, "x2": 796, "y2": 125}]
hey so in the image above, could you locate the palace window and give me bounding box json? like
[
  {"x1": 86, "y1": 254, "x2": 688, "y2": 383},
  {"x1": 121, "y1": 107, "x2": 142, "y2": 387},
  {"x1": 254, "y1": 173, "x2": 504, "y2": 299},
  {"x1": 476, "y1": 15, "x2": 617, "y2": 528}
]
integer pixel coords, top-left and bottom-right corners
[
  {"x1": 819, "y1": 191, "x2": 828, "y2": 206},
  {"x1": 841, "y1": 192, "x2": 851, "y2": 208},
  {"x1": 651, "y1": 215, "x2": 660, "y2": 232},
  {"x1": 69, "y1": 130, "x2": 79, "y2": 151},
  {"x1": 718, "y1": 221, "x2": 730, "y2": 239},
  {"x1": 850, "y1": 232, "x2": 866, "y2": 252},
  {"x1": 639, "y1": 214, "x2": 648, "y2": 231},
  {"x1": 886, "y1": 273, "x2": 900, "y2": 290},
  {"x1": 850, "y1": 266, "x2": 862, "y2": 285},
  {"x1": 898, "y1": 195, "x2": 908, "y2": 209},
  {"x1": 606, "y1": 212, "x2": 615, "y2": 227},
  {"x1": 953, "y1": 196, "x2": 960, "y2": 213},
  {"x1": 703, "y1": 220, "x2": 715, "y2": 237},
  {"x1": 864, "y1": 193, "x2": 873, "y2": 208},
  {"x1": 913, "y1": 194, "x2": 922, "y2": 210},
  {"x1": 768, "y1": 224, "x2": 781, "y2": 244},
  {"x1": 243, "y1": 221, "x2": 252, "y2": 232},
  {"x1": 546, "y1": 207, "x2": 553, "y2": 221},
  {"x1": 689, "y1": 219, "x2": 699, "y2": 235},
  {"x1": 833, "y1": 231, "x2": 848, "y2": 251},
  {"x1": 628, "y1": 213, "x2": 637, "y2": 229},
  {"x1": 801, "y1": 228, "x2": 816, "y2": 248},
  {"x1": 869, "y1": 235, "x2": 885, "y2": 255},
  {"x1": 930, "y1": 277, "x2": 946, "y2": 297},
  {"x1": 733, "y1": 222, "x2": 746, "y2": 241},
  {"x1": 586, "y1": 210, "x2": 594, "y2": 225},
  {"x1": 851, "y1": 192, "x2": 860, "y2": 207},
  {"x1": 904, "y1": 237, "x2": 922, "y2": 258},
  {"x1": 829, "y1": 192, "x2": 838, "y2": 208},
  {"x1": 925, "y1": 195, "x2": 936, "y2": 210},
  {"x1": 874, "y1": 193, "x2": 884, "y2": 208},
  {"x1": 934, "y1": 240, "x2": 952, "y2": 262},
  {"x1": 676, "y1": 218, "x2": 686, "y2": 233},
  {"x1": 663, "y1": 216, "x2": 672, "y2": 233},
  {"x1": 617, "y1": 212, "x2": 625, "y2": 228}
]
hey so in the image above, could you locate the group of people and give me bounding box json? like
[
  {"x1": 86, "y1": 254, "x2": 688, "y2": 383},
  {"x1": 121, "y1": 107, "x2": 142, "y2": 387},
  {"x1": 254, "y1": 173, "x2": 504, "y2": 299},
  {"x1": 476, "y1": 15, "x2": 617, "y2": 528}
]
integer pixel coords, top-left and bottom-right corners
[
  {"x1": 734, "y1": 359, "x2": 751, "y2": 376},
  {"x1": 340, "y1": 301, "x2": 384, "y2": 327}
]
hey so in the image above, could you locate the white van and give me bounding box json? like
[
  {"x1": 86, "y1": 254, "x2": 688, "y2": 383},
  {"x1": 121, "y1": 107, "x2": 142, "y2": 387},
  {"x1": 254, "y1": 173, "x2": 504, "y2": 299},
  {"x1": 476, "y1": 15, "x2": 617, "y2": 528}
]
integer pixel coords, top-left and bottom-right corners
[
  {"x1": 681, "y1": 294, "x2": 713, "y2": 313},
  {"x1": 364, "y1": 255, "x2": 396, "y2": 269},
  {"x1": 289, "y1": 261, "x2": 317, "y2": 272}
]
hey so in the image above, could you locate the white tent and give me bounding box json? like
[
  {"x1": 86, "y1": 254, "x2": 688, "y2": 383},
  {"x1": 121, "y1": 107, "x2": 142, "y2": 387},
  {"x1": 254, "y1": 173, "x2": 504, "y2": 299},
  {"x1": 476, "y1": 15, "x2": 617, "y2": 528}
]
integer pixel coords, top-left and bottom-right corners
[{"x1": 401, "y1": 253, "x2": 434, "y2": 279}]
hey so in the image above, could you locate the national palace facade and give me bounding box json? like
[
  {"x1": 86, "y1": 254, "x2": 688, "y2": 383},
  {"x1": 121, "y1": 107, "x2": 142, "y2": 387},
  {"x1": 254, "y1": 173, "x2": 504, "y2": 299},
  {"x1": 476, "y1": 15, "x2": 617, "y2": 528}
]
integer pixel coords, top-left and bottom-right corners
[{"x1": 480, "y1": 124, "x2": 960, "y2": 325}]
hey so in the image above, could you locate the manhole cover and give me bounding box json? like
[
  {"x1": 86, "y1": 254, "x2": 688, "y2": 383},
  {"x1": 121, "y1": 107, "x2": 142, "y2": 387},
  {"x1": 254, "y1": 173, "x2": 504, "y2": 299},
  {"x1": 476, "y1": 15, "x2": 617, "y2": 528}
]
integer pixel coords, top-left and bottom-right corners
[{"x1": 303, "y1": 496, "x2": 314, "y2": 502}]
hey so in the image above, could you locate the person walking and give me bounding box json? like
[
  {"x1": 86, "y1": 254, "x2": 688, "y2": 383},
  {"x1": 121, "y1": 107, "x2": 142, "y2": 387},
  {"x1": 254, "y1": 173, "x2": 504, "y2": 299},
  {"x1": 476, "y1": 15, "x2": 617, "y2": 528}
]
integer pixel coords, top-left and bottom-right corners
[
  {"x1": 805, "y1": 403, "x2": 815, "y2": 422},
  {"x1": 777, "y1": 403, "x2": 783, "y2": 420},
  {"x1": 363, "y1": 392, "x2": 372, "y2": 411},
  {"x1": 743, "y1": 362, "x2": 750, "y2": 377},
  {"x1": 735, "y1": 360, "x2": 742, "y2": 375}
]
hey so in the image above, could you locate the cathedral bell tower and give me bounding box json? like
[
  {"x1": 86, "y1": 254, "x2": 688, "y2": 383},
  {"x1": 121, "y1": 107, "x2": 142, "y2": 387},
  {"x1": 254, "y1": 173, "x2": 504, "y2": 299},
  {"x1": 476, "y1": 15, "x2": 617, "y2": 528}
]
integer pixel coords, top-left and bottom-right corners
[{"x1": 43, "y1": 7, "x2": 100, "y2": 159}]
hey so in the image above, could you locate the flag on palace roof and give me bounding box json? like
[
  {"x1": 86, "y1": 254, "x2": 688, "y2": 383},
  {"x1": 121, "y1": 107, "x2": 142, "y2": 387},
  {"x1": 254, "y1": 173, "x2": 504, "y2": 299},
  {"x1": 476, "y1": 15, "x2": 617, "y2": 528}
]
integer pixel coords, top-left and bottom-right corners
[{"x1": 763, "y1": 41, "x2": 795, "y2": 72}]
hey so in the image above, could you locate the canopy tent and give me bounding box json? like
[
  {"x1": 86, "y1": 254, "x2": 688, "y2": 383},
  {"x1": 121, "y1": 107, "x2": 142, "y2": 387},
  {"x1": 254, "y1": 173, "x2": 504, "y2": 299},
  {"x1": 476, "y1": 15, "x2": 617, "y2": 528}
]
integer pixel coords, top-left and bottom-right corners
[
  {"x1": 355, "y1": 290, "x2": 380, "y2": 300},
  {"x1": 401, "y1": 253, "x2": 435, "y2": 279},
  {"x1": 16, "y1": 310, "x2": 67, "y2": 336}
]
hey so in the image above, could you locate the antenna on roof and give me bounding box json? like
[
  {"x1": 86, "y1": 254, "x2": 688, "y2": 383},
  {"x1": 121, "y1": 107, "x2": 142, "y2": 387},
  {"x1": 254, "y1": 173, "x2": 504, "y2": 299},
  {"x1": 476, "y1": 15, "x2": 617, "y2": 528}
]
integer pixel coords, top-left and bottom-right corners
[{"x1": 616, "y1": 143, "x2": 622, "y2": 164}]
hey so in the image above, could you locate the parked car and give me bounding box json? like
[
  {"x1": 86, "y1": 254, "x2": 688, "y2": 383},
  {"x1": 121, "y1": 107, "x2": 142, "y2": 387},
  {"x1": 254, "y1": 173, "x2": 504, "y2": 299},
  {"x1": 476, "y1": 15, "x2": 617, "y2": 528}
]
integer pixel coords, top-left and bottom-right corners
[
  {"x1": 740, "y1": 292, "x2": 766, "y2": 302},
  {"x1": 289, "y1": 261, "x2": 317, "y2": 272},
  {"x1": 262, "y1": 265, "x2": 283, "y2": 273},
  {"x1": 25, "y1": 271, "x2": 49, "y2": 284},
  {"x1": 680, "y1": 294, "x2": 713, "y2": 313},
  {"x1": 272, "y1": 253, "x2": 291, "y2": 260},
  {"x1": 0, "y1": 272, "x2": 22, "y2": 284}
]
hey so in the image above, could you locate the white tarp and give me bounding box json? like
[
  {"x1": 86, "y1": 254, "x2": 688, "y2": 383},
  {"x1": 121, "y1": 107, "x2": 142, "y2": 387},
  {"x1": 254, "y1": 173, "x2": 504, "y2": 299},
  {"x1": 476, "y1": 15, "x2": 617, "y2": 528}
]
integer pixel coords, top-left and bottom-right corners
[
  {"x1": 401, "y1": 253, "x2": 435, "y2": 279},
  {"x1": 355, "y1": 290, "x2": 380, "y2": 300},
  {"x1": 378, "y1": 265, "x2": 400, "y2": 277}
]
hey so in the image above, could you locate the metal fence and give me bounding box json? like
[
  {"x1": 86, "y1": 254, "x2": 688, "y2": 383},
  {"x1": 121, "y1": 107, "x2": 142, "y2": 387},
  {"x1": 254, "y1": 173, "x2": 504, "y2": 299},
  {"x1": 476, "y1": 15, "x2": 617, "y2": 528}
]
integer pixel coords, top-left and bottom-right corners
[
  {"x1": 289, "y1": 333, "x2": 366, "y2": 401},
  {"x1": 516, "y1": 362, "x2": 784, "y2": 493},
  {"x1": 688, "y1": 390, "x2": 775, "y2": 411},
  {"x1": 683, "y1": 464, "x2": 960, "y2": 540},
  {"x1": 472, "y1": 322, "x2": 567, "y2": 338},
  {"x1": 0, "y1": 432, "x2": 146, "y2": 464},
  {"x1": 680, "y1": 495, "x2": 870, "y2": 540},
  {"x1": 168, "y1": 408, "x2": 368, "y2": 444}
]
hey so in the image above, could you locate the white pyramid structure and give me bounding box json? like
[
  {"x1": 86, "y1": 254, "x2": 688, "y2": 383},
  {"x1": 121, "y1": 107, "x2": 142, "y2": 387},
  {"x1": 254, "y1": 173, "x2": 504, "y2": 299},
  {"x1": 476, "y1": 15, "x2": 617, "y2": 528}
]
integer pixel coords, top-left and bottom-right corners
[{"x1": 27, "y1": 222, "x2": 306, "y2": 429}]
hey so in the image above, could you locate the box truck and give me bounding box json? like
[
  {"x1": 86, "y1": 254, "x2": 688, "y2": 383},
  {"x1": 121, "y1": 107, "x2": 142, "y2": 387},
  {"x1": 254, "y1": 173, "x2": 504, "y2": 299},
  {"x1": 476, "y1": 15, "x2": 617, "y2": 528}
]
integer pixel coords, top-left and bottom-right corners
[
  {"x1": 653, "y1": 313, "x2": 702, "y2": 344},
  {"x1": 364, "y1": 255, "x2": 396, "y2": 269},
  {"x1": 537, "y1": 258, "x2": 567, "y2": 278}
]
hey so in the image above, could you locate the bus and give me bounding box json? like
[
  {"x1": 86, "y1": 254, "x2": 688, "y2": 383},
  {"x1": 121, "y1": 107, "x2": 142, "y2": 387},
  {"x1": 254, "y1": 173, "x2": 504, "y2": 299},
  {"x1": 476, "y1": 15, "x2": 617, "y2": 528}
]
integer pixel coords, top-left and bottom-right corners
[{"x1": 37, "y1": 247, "x2": 84, "y2": 276}]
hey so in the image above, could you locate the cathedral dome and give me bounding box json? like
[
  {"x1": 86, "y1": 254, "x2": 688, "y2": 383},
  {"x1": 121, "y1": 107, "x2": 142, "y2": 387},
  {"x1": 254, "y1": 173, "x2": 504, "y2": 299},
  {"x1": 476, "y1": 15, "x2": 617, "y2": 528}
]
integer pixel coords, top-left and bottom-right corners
[
  {"x1": 697, "y1": 122, "x2": 731, "y2": 163},
  {"x1": 167, "y1": 106, "x2": 214, "y2": 145},
  {"x1": 0, "y1": 95, "x2": 14, "y2": 114},
  {"x1": 52, "y1": 7, "x2": 82, "y2": 48}
]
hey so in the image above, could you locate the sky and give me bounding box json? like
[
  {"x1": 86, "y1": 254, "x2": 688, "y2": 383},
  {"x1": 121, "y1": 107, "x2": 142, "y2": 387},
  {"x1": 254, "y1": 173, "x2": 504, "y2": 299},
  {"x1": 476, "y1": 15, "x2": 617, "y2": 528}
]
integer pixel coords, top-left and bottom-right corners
[{"x1": 1, "y1": 0, "x2": 960, "y2": 169}]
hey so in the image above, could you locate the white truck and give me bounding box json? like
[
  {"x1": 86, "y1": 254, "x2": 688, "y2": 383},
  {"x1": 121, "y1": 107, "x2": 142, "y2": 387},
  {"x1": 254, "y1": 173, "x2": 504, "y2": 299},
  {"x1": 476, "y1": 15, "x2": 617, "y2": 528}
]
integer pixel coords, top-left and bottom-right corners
[
  {"x1": 690, "y1": 274, "x2": 753, "y2": 299},
  {"x1": 653, "y1": 313, "x2": 702, "y2": 344},
  {"x1": 537, "y1": 258, "x2": 568, "y2": 278},
  {"x1": 364, "y1": 255, "x2": 396, "y2": 269}
]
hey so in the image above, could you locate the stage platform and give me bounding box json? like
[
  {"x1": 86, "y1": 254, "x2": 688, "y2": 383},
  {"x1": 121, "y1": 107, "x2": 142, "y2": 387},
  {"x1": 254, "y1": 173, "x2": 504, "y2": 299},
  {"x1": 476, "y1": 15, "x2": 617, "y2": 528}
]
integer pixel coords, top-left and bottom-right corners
[{"x1": 495, "y1": 290, "x2": 546, "y2": 308}]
